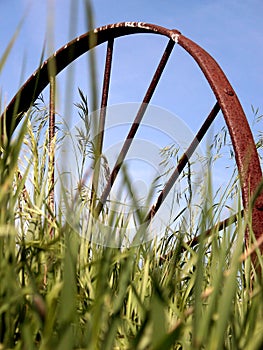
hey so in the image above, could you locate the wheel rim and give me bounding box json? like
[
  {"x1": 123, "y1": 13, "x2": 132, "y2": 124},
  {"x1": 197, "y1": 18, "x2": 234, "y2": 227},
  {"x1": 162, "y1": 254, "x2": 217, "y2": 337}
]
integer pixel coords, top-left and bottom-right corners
[{"x1": 1, "y1": 21, "x2": 262, "y2": 249}]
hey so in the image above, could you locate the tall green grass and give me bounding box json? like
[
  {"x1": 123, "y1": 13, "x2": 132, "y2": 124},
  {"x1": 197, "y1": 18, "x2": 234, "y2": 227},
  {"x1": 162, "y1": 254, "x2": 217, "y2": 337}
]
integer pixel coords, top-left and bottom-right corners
[{"x1": 0, "y1": 90, "x2": 262, "y2": 349}]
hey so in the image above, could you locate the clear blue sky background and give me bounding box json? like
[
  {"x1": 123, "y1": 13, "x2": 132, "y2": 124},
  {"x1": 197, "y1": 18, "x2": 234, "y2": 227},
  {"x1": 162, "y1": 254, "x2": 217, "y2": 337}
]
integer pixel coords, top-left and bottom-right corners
[
  {"x1": 0, "y1": 0, "x2": 263, "y2": 122},
  {"x1": 1, "y1": 0, "x2": 262, "y2": 119},
  {"x1": 0, "y1": 0, "x2": 262, "y2": 200}
]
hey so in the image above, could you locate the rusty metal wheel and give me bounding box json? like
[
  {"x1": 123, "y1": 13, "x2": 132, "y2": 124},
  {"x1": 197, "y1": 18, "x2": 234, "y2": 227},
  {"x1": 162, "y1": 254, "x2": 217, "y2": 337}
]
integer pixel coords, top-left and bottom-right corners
[{"x1": 1, "y1": 22, "x2": 263, "y2": 253}]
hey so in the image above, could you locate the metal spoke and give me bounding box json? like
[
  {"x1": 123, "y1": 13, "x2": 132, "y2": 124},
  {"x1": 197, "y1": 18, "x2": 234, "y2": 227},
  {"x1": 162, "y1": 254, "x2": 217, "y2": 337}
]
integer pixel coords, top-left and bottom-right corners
[
  {"x1": 48, "y1": 74, "x2": 56, "y2": 237},
  {"x1": 159, "y1": 209, "x2": 243, "y2": 264},
  {"x1": 91, "y1": 38, "x2": 114, "y2": 205},
  {"x1": 94, "y1": 39, "x2": 175, "y2": 218},
  {"x1": 145, "y1": 102, "x2": 221, "y2": 222}
]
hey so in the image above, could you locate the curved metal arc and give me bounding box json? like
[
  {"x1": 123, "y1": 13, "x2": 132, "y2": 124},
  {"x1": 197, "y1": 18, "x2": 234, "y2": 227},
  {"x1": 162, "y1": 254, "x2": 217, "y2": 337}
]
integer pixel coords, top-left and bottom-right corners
[
  {"x1": 177, "y1": 34, "x2": 263, "y2": 208},
  {"x1": 2, "y1": 22, "x2": 180, "y2": 138},
  {"x1": 176, "y1": 33, "x2": 263, "y2": 244}
]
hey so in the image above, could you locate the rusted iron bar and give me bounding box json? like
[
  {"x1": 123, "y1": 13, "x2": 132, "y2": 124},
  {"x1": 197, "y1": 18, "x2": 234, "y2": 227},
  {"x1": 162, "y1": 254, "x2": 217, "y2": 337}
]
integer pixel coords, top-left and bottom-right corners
[
  {"x1": 177, "y1": 32, "x2": 263, "y2": 251},
  {"x1": 94, "y1": 39, "x2": 175, "y2": 218},
  {"x1": 188, "y1": 209, "x2": 244, "y2": 248},
  {"x1": 145, "y1": 102, "x2": 221, "y2": 222},
  {"x1": 159, "y1": 210, "x2": 244, "y2": 264},
  {"x1": 48, "y1": 75, "x2": 55, "y2": 237},
  {"x1": 91, "y1": 38, "x2": 114, "y2": 206}
]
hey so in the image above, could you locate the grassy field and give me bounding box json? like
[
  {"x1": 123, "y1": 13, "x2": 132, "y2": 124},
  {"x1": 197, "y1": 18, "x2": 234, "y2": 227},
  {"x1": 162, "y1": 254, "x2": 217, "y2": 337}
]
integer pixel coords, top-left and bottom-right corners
[
  {"x1": 0, "y1": 91, "x2": 262, "y2": 350},
  {"x1": 0, "y1": 13, "x2": 263, "y2": 350}
]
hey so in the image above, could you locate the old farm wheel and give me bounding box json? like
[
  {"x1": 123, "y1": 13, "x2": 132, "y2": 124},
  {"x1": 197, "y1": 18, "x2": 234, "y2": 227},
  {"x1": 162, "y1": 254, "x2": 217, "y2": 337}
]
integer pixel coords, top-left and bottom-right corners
[{"x1": 1, "y1": 22, "x2": 263, "y2": 259}]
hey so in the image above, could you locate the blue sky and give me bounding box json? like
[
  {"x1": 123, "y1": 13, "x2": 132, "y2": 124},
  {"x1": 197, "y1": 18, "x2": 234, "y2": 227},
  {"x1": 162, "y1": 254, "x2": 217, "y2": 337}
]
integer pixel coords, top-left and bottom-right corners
[
  {"x1": 0, "y1": 0, "x2": 262, "y2": 236},
  {"x1": 1, "y1": 0, "x2": 262, "y2": 119}
]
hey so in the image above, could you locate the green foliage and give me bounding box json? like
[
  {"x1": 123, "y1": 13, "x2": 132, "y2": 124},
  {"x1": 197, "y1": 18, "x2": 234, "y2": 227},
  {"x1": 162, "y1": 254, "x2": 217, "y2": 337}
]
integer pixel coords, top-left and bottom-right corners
[{"x1": 0, "y1": 97, "x2": 262, "y2": 350}]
